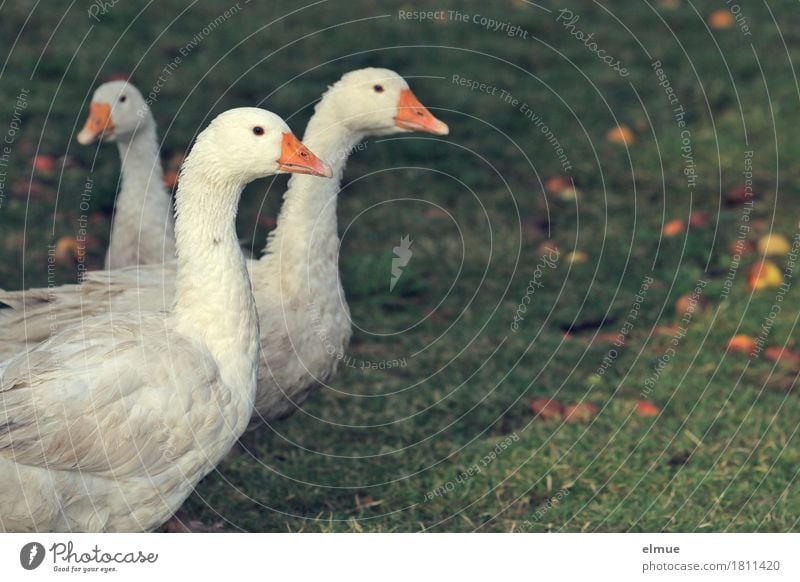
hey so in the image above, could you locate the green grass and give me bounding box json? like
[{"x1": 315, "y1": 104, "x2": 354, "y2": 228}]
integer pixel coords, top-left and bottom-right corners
[{"x1": 2, "y1": 0, "x2": 800, "y2": 531}]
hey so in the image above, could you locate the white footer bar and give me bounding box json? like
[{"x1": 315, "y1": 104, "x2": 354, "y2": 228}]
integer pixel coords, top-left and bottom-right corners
[{"x1": 1, "y1": 533, "x2": 796, "y2": 581}]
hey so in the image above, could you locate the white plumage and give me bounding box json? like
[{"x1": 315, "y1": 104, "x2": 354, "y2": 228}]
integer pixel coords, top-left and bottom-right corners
[
  {"x1": 0, "y1": 68, "x2": 448, "y2": 425},
  {"x1": 77, "y1": 80, "x2": 176, "y2": 269},
  {"x1": 0, "y1": 108, "x2": 330, "y2": 532}
]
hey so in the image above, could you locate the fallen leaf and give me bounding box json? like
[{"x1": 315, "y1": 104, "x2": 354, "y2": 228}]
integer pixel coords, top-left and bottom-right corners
[
  {"x1": 764, "y1": 347, "x2": 800, "y2": 367},
  {"x1": 557, "y1": 186, "x2": 581, "y2": 201},
  {"x1": 544, "y1": 176, "x2": 570, "y2": 193},
  {"x1": 636, "y1": 401, "x2": 661, "y2": 417},
  {"x1": 747, "y1": 261, "x2": 782, "y2": 291},
  {"x1": 757, "y1": 234, "x2": 791, "y2": 257},
  {"x1": 565, "y1": 250, "x2": 588, "y2": 264},
  {"x1": 675, "y1": 293, "x2": 710, "y2": 317},
  {"x1": 607, "y1": 126, "x2": 635, "y2": 145},
  {"x1": 727, "y1": 334, "x2": 756, "y2": 356},
  {"x1": 563, "y1": 403, "x2": 599, "y2": 423},
  {"x1": 709, "y1": 9, "x2": 735, "y2": 29},
  {"x1": 688, "y1": 211, "x2": 710, "y2": 229},
  {"x1": 33, "y1": 155, "x2": 56, "y2": 173},
  {"x1": 530, "y1": 398, "x2": 562, "y2": 421},
  {"x1": 662, "y1": 219, "x2": 684, "y2": 237},
  {"x1": 536, "y1": 240, "x2": 561, "y2": 258}
]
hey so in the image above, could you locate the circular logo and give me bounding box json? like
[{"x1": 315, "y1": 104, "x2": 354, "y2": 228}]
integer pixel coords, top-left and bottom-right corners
[{"x1": 19, "y1": 542, "x2": 45, "y2": 570}]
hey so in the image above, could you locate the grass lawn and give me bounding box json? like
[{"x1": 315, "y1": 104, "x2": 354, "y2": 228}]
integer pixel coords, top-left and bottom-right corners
[{"x1": 1, "y1": 0, "x2": 800, "y2": 531}]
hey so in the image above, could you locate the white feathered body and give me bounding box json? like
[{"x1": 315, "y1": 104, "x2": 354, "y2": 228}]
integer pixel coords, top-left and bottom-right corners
[
  {"x1": 104, "y1": 120, "x2": 175, "y2": 269},
  {"x1": 0, "y1": 95, "x2": 357, "y2": 425},
  {"x1": 0, "y1": 314, "x2": 251, "y2": 532}
]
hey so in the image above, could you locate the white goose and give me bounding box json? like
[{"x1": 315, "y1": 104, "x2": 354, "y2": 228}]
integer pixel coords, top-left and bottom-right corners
[
  {"x1": 0, "y1": 68, "x2": 448, "y2": 424},
  {"x1": 0, "y1": 108, "x2": 331, "y2": 532},
  {"x1": 77, "y1": 80, "x2": 176, "y2": 269}
]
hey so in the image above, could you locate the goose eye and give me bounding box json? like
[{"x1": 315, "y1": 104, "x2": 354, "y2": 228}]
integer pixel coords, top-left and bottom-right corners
[
  {"x1": 253, "y1": 126, "x2": 265, "y2": 136},
  {"x1": 119, "y1": 96, "x2": 127, "y2": 103},
  {"x1": 373, "y1": 84, "x2": 384, "y2": 93}
]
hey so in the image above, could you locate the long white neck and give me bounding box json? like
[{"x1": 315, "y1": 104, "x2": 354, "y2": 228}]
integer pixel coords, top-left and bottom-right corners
[
  {"x1": 171, "y1": 159, "x2": 259, "y2": 399},
  {"x1": 106, "y1": 120, "x2": 175, "y2": 267},
  {"x1": 252, "y1": 100, "x2": 363, "y2": 297}
]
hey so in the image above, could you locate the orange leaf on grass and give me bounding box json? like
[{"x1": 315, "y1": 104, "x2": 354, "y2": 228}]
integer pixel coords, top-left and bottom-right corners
[
  {"x1": 727, "y1": 335, "x2": 756, "y2": 356},
  {"x1": 764, "y1": 347, "x2": 800, "y2": 367},
  {"x1": 536, "y1": 240, "x2": 561, "y2": 258},
  {"x1": 606, "y1": 126, "x2": 635, "y2": 145},
  {"x1": 563, "y1": 403, "x2": 599, "y2": 424},
  {"x1": 33, "y1": 155, "x2": 56, "y2": 173},
  {"x1": 530, "y1": 398, "x2": 563, "y2": 421},
  {"x1": 747, "y1": 261, "x2": 782, "y2": 291},
  {"x1": 544, "y1": 176, "x2": 571, "y2": 193},
  {"x1": 662, "y1": 219, "x2": 684, "y2": 237},
  {"x1": 565, "y1": 250, "x2": 588, "y2": 265},
  {"x1": 675, "y1": 293, "x2": 710, "y2": 318},
  {"x1": 757, "y1": 234, "x2": 791, "y2": 257},
  {"x1": 709, "y1": 9, "x2": 735, "y2": 29},
  {"x1": 636, "y1": 401, "x2": 661, "y2": 417}
]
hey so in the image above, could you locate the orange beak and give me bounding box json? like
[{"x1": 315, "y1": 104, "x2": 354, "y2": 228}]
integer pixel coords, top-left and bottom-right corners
[
  {"x1": 278, "y1": 133, "x2": 333, "y2": 178},
  {"x1": 394, "y1": 89, "x2": 449, "y2": 135},
  {"x1": 77, "y1": 102, "x2": 115, "y2": 144}
]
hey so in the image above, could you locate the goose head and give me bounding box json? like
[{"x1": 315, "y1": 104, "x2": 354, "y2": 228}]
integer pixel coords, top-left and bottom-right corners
[
  {"x1": 77, "y1": 80, "x2": 151, "y2": 145},
  {"x1": 324, "y1": 68, "x2": 449, "y2": 136},
  {"x1": 186, "y1": 108, "x2": 333, "y2": 183}
]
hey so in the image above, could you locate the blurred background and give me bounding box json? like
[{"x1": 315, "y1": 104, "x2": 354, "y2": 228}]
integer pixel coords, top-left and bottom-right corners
[{"x1": 1, "y1": 0, "x2": 799, "y2": 531}]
